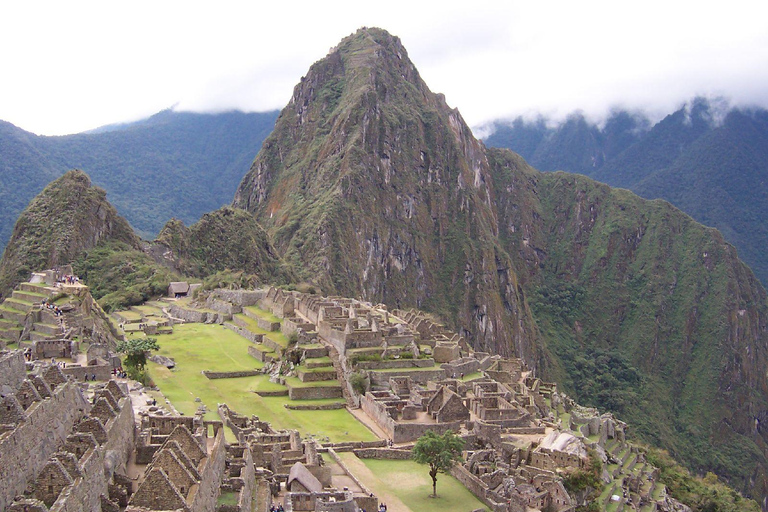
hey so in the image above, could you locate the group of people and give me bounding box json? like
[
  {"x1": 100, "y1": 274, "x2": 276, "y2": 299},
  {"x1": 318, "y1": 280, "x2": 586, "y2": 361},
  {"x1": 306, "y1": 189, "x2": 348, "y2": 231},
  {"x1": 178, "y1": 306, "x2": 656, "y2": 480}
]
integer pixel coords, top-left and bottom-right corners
[
  {"x1": 112, "y1": 366, "x2": 128, "y2": 378},
  {"x1": 84, "y1": 373, "x2": 97, "y2": 381},
  {"x1": 269, "y1": 504, "x2": 285, "y2": 512},
  {"x1": 378, "y1": 503, "x2": 388, "y2": 512},
  {"x1": 41, "y1": 299, "x2": 63, "y2": 316},
  {"x1": 57, "y1": 274, "x2": 79, "y2": 285}
]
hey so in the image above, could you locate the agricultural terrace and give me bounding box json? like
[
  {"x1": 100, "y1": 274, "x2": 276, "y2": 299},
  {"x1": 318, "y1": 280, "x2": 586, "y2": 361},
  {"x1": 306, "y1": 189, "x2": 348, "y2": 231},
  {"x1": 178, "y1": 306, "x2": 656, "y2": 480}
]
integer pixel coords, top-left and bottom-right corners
[{"x1": 146, "y1": 323, "x2": 376, "y2": 442}]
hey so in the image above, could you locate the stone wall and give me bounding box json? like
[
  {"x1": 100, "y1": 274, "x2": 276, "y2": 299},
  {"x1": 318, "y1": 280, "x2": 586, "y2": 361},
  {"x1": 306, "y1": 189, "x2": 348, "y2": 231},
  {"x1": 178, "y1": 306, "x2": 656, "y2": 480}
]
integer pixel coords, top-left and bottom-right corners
[
  {"x1": 257, "y1": 317, "x2": 280, "y2": 332},
  {"x1": 62, "y1": 363, "x2": 113, "y2": 382},
  {"x1": 248, "y1": 345, "x2": 276, "y2": 363},
  {"x1": 281, "y1": 317, "x2": 315, "y2": 337},
  {"x1": 169, "y1": 304, "x2": 230, "y2": 324},
  {"x1": 0, "y1": 350, "x2": 26, "y2": 391},
  {"x1": 287, "y1": 385, "x2": 343, "y2": 400},
  {"x1": 0, "y1": 380, "x2": 89, "y2": 511},
  {"x1": 451, "y1": 465, "x2": 509, "y2": 512},
  {"x1": 236, "y1": 446, "x2": 255, "y2": 512},
  {"x1": 369, "y1": 368, "x2": 445, "y2": 386},
  {"x1": 47, "y1": 393, "x2": 135, "y2": 512},
  {"x1": 192, "y1": 427, "x2": 227, "y2": 512},
  {"x1": 203, "y1": 370, "x2": 261, "y2": 379},
  {"x1": 356, "y1": 358, "x2": 435, "y2": 370},
  {"x1": 213, "y1": 289, "x2": 265, "y2": 307},
  {"x1": 352, "y1": 448, "x2": 412, "y2": 459},
  {"x1": 226, "y1": 321, "x2": 264, "y2": 344}
]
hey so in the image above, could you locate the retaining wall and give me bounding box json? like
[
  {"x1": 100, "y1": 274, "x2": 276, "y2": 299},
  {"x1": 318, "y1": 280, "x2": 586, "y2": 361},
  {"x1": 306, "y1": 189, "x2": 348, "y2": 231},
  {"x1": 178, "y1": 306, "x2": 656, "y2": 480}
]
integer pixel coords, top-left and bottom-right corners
[
  {"x1": 353, "y1": 448, "x2": 412, "y2": 460},
  {"x1": 225, "y1": 322, "x2": 264, "y2": 344},
  {"x1": 203, "y1": 370, "x2": 261, "y2": 379},
  {"x1": 287, "y1": 385, "x2": 343, "y2": 400}
]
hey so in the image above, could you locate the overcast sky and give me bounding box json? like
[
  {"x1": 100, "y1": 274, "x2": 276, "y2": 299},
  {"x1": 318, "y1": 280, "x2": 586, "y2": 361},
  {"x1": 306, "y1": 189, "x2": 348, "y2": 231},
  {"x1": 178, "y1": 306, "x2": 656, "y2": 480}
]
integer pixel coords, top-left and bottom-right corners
[{"x1": 2, "y1": 0, "x2": 768, "y2": 136}]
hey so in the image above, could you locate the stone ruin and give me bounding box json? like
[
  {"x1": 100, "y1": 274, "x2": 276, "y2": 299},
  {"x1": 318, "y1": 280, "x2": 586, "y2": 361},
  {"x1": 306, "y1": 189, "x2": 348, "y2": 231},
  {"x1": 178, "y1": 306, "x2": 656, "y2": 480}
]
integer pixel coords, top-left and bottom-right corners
[{"x1": 0, "y1": 350, "x2": 135, "y2": 512}]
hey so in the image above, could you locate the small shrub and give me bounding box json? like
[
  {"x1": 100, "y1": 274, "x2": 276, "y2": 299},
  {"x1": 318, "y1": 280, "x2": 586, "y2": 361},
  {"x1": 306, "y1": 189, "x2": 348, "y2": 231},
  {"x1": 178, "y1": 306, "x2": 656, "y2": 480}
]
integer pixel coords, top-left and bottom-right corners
[{"x1": 349, "y1": 372, "x2": 368, "y2": 395}]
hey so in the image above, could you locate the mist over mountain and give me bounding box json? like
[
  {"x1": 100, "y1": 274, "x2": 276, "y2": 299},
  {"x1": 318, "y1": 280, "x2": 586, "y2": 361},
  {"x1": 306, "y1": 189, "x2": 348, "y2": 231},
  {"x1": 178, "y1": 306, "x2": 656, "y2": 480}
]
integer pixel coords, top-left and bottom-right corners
[
  {"x1": 0, "y1": 109, "x2": 279, "y2": 246},
  {"x1": 484, "y1": 99, "x2": 768, "y2": 287}
]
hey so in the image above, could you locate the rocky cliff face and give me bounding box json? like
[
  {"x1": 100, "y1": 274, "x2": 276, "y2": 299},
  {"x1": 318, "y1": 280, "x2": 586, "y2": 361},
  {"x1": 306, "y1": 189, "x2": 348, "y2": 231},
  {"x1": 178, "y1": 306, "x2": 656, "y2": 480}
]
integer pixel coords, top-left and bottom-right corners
[
  {"x1": 234, "y1": 28, "x2": 540, "y2": 362},
  {"x1": 0, "y1": 169, "x2": 140, "y2": 295},
  {"x1": 234, "y1": 28, "x2": 768, "y2": 502}
]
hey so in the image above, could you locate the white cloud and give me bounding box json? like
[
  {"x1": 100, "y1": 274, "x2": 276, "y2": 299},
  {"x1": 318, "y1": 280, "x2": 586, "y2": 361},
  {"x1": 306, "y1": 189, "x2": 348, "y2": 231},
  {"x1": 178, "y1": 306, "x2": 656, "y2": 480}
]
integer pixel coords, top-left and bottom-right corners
[{"x1": 1, "y1": 0, "x2": 767, "y2": 134}]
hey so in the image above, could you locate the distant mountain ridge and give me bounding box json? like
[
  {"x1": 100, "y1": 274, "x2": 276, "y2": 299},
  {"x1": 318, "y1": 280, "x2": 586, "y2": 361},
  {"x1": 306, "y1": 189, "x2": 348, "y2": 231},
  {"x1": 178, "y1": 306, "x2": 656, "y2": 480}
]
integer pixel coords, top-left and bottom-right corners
[
  {"x1": 483, "y1": 99, "x2": 768, "y2": 287},
  {"x1": 0, "y1": 109, "x2": 279, "y2": 245}
]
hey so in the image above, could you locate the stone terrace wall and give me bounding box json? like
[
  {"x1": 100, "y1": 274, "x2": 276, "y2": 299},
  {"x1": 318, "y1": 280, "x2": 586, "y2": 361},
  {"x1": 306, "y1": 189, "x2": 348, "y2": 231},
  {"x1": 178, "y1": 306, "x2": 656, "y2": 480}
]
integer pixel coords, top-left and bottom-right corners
[
  {"x1": 169, "y1": 304, "x2": 230, "y2": 324},
  {"x1": 226, "y1": 321, "x2": 263, "y2": 344},
  {"x1": 353, "y1": 448, "x2": 412, "y2": 460},
  {"x1": 203, "y1": 370, "x2": 261, "y2": 379},
  {"x1": 0, "y1": 350, "x2": 26, "y2": 391},
  {"x1": 288, "y1": 385, "x2": 343, "y2": 400},
  {"x1": 0, "y1": 380, "x2": 89, "y2": 511}
]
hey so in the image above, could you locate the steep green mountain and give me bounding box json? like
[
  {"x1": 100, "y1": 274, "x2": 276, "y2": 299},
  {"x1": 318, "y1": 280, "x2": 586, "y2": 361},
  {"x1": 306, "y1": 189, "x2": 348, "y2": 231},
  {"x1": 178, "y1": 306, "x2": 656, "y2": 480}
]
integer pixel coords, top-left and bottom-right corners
[
  {"x1": 0, "y1": 170, "x2": 141, "y2": 295},
  {"x1": 484, "y1": 100, "x2": 768, "y2": 288},
  {"x1": 0, "y1": 109, "x2": 279, "y2": 245},
  {"x1": 233, "y1": 28, "x2": 768, "y2": 503},
  {"x1": 150, "y1": 207, "x2": 294, "y2": 284}
]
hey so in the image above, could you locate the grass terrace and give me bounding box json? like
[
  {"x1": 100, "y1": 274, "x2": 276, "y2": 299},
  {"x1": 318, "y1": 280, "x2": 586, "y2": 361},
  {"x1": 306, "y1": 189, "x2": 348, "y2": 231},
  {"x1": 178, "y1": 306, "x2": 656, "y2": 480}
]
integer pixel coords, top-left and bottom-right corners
[
  {"x1": 233, "y1": 313, "x2": 290, "y2": 348},
  {"x1": 147, "y1": 323, "x2": 375, "y2": 442}
]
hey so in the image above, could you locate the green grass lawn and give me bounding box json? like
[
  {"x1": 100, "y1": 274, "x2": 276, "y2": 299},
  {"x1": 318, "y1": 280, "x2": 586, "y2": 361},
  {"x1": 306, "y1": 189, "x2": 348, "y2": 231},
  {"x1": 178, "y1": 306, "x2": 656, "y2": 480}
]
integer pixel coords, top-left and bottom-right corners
[
  {"x1": 351, "y1": 457, "x2": 488, "y2": 512},
  {"x1": 116, "y1": 309, "x2": 143, "y2": 321},
  {"x1": 147, "y1": 324, "x2": 375, "y2": 442}
]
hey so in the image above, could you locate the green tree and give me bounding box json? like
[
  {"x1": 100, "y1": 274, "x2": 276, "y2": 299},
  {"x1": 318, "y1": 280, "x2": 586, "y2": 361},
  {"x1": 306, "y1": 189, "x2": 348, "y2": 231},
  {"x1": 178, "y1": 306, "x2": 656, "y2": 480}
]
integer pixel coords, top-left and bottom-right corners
[
  {"x1": 412, "y1": 430, "x2": 464, "y2": 498},
  {"x1": 116, "y1": 337, "x2": 159, "y2": 372}
]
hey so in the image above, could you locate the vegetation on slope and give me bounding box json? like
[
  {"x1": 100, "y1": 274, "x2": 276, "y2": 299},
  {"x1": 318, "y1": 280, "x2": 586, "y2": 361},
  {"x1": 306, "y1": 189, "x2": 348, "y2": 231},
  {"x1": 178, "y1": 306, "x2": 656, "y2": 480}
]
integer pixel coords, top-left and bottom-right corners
[
  {"x1": 484, "y1": 100, "x2": 768, "y2": 288},
  {"x1": 73, "y1": 240, "x2": 179, "y2": 312},
  {"x1": 487, "y1": 155, "x2": 768, "y2": 499},
  {"x1": 153, "y1": 206, "x2": 293, "y2": 284},
  {"x1": 0, "y1": 169, "x2": 139, "y2": 296}
]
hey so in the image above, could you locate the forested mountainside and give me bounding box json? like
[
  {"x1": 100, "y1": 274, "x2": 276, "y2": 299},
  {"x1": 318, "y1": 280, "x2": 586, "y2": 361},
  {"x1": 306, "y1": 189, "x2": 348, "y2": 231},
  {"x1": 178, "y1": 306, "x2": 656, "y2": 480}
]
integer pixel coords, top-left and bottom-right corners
[
  {"x1": 484, "y1": 100, "x2": 768, "y2": 288},
  {"x1": 233, "y1": 28, "x2": 768, "y2": 503},
  {"x1": 0, "y1": 109, "x2": 278, "y2": 244}
]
